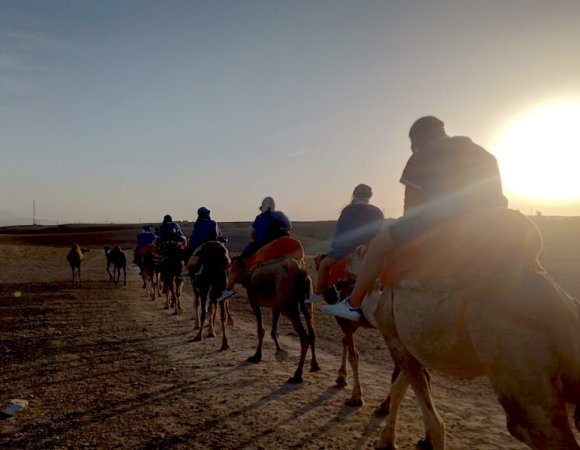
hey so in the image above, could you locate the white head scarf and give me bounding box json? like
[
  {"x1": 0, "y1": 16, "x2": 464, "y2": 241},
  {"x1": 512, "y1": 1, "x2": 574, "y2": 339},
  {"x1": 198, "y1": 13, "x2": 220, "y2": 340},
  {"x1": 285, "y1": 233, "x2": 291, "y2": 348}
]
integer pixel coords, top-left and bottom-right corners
[{"x1": 260, "y1": 197, "x2": 276, "y2": 213}]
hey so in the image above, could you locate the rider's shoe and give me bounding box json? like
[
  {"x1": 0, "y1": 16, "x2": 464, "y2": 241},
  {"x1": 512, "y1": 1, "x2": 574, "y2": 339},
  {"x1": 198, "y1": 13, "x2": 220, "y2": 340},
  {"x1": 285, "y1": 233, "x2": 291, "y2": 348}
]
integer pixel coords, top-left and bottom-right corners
[
  {"x1": 217, "y1": 289, "x2": 236, "y2": 302},
  {"x1": 321, "y1": 299, "x2": 361, "y2": 322},
  {"x1": 305, "y1": 293, "x2": 325, "y2": 304}
]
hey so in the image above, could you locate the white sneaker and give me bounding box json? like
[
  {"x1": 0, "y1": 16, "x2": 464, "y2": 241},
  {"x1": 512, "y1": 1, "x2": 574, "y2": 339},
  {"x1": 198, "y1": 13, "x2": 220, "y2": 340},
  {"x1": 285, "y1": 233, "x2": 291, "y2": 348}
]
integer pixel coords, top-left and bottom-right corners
[
  {"x1": 178, "y1": 270, "x2": 189, "y2": 279},
  {"x1": 217, "y1": 289, "x2": 236, "y2": 302},
  {"x1": 131, "y1": 263, "x2": 138, "y2": 267},
  {"x1": 321, "y1": 300, "x2": 361, "y2": 322},
  {"x1": 305, "y1": 293, "x2": 325, "y2": 304}
]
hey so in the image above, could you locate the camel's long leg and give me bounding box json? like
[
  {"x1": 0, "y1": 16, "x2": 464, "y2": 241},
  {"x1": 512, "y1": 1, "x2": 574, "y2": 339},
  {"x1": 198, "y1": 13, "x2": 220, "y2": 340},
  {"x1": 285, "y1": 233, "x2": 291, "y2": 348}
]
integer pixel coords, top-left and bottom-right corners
[
  {"x1": 207, "y1": 301, "x2": 217, "y2": 337},
  {"x1": 375, "y1": 365, "x2": 401, "y2": 416},
  {"x1": 194, "y1": 286, "x2": 209, "y2": 341},
  {"x1": 71, "y1": 266, "x2": 75, "y2": 286},
  {"x1": 374, "y1": 371, "x2": 410, "y2": 450},
  {"x1": 271, "y1": 309, "x2": 282, "y2": 352},
  {"x1": 219, "y1": 300, "x2": 229, "y2": 350},
  {"x1": 192, "y1": 285, "x2": 201, "y2": 330},
  {"x1": 284, "y1": 302, "x2": 309, "y2": 384},
  {"x1": 300, "y1": 302, "x2": 319, "y2": 373},
  {"x1": 78, "y1": 265, "x2": 82, "y2": 287},
  {"x1": 123, "y1": 265, "x2": 126, "y2": 285},
  {"x1": 336, "y1": 336, "x2": 349, "y2": 386},
  {"x1": 338, "y1": 319, "x2": 363, "y2": 406},
  {"x1": 248, "y1": 296, "x2": 265, "y2": 363},
  {"x1": 226, "y1": 300, "x2": 234, "y2": 326}
]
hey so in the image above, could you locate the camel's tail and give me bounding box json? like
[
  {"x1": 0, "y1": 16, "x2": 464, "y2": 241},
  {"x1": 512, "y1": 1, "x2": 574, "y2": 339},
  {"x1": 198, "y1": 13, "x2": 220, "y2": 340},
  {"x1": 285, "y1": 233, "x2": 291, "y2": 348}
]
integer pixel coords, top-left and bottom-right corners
[{"x1": 293, "y1": 261, "x2": 314, "y2": 328}]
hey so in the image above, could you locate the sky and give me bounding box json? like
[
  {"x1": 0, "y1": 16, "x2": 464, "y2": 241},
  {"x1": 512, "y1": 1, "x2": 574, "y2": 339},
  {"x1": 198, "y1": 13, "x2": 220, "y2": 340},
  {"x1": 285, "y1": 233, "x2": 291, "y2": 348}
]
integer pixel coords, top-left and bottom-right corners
[{"x1": 1, "y1": 0, "x2": 580, "y2": 224}]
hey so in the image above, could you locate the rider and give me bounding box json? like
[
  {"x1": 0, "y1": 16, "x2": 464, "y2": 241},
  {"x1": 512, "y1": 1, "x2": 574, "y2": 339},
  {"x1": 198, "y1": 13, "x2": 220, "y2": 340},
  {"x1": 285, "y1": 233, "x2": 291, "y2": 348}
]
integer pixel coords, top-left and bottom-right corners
[
  {"x1": 156, "y1": 214, "x2": 186, "y2": 253},
  {"x1": 180, "y1": 207, "x2": 224, "y2": 278},
  {"x1": 188, "y1": 207, "x2": 223, "y2": 255},
  {"x1": 217, "y1": 197, "x2": 291, "y2": 301},
  {"x1": 306, "y1": 184, "x2": 384, "y2": 303},
  {"x1": 321, "y1": 116, "x2": 508, "y2": 321},
  {"x1": 132, "y1": 225, "x2": 157, "y2": 267}
]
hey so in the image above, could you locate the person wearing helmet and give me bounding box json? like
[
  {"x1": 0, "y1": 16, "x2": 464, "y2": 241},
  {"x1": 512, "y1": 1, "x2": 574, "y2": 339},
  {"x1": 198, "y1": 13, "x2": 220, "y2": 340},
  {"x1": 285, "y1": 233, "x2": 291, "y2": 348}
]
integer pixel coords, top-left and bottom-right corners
[
  {"x1": 306, "y1": 184, "x2": 384, "y2": 303},
  {"x1": 217, "y1": 196, "x2": 291, "y2": 301},
  {"x1": 157, "y1": 214, "x2": 186, "y2": 251},
  {"x1": 132, "y1": 224, "x2": 157, "y2": 266}
]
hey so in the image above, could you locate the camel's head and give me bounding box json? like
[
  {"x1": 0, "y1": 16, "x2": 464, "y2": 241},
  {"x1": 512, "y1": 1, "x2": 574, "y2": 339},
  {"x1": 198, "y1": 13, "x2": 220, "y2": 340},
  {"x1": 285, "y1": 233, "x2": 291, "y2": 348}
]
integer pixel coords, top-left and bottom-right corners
[
  {"x1": 313, "y1": 252, "x2": 327, "y2": 271},
  {"x1": 346, "y1": 245, "x2": 369, "y2": 276}
]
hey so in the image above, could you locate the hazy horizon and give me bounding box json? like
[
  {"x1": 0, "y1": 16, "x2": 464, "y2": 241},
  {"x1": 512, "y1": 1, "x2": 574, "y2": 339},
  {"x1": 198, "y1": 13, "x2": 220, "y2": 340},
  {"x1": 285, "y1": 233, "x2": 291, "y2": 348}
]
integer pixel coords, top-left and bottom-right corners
[{"x1": 2, "y1": 1, "x2": 580, "y2": 224}]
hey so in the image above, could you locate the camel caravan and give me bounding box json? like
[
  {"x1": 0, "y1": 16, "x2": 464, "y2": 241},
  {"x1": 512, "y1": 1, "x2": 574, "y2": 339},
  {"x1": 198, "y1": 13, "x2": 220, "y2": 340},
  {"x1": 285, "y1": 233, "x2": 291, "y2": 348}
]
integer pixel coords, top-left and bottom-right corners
[{"x1": 63, "y1": 117, "x2": 580, "y2": 450}]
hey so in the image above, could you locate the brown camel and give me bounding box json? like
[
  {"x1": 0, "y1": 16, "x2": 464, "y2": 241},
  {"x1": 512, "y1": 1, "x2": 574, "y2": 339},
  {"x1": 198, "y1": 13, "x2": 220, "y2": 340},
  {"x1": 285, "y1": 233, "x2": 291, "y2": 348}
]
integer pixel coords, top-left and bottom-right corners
[
  {"x1": 159, "y1": 245, "x2": 189, "y2": 315},
  {"x1": 314, "y1": 252, "x2": 400, "y2": 414},
  {"x1": 104, "y1": 246, "x2": 126, "y2": 285},
  {"x1": 139, "y1": 248, "x2": 161, "y2": 300},
  {"x1": 244, "y1": 256, "x2": 319, "y2": 383},
  {"x1": 351, "y1": 209, "x2": 580, "y2": 450},
  {"x1": 66, "y1": 243, "x2": 90, "y2": 287},
  {"x1": 190, "y1": 242, "x2": 234, "y2": 349}
]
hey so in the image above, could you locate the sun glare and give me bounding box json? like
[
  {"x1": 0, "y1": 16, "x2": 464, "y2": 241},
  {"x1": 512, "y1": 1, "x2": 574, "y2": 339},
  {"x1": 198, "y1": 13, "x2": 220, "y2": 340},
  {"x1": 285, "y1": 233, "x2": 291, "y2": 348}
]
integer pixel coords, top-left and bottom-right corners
[{"x1": 495, "y1": 102, "x2": 580, "y2": 201}]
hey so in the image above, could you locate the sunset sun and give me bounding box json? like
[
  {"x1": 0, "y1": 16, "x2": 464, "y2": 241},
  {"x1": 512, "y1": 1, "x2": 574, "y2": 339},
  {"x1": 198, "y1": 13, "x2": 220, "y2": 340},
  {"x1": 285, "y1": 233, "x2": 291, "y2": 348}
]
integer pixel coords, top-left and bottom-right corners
[{"x1": 495, "y1": 102, "x2": 580, "y2": 201}]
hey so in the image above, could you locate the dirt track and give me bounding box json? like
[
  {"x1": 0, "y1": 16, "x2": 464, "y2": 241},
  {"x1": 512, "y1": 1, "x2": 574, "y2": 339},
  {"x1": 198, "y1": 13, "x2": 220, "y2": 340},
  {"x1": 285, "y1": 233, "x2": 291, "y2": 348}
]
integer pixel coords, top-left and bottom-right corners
[{"x1": 1, "y1": 243, "x2": 579, "y2": 449}]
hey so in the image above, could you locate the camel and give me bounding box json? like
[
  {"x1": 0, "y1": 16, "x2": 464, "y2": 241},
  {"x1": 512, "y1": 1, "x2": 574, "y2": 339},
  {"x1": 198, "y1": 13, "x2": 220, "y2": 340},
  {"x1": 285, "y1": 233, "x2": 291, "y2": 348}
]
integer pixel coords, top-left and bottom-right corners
[
  {"x1": 349, "y1": 209, "x2": 580, "y2": 450},
  {"x1": 314, "y1": 252, "x2": 399, "y2": 413},
  {"x1": 139, "y1": 248, "x2": 161, "y2": 300},
  {"x1": 243, "y1": 256, "x2": 320, "y2": 383},
  {"x1": 104, "y1": 246, "x2": 126, "y2": 285},
  {"x1": 66, "y1": 243, "x2": 90, "y2": 287},
  {"x1": 159, "y1": 245, "x2": 189, "y2": 315},
  {"x1": 190, "y1": 242, "x2": 234, "y2": 349}
]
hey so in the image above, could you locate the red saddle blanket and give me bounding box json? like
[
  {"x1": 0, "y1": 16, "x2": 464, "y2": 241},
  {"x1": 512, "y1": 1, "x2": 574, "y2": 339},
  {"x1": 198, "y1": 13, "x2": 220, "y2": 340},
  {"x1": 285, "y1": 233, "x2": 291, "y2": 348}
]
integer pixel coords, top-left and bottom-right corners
[
  {"x1": 379, "y1": 208, "x2": 544, "y2": 287},
  {"x1": 245, "y1": 237, "x2": 305, "y2": 275},
  {"x1": 328, "y1": 258, "x2": 353, "y2": 286},
  {"x1": 137, "y1": 244, "x2": 157, "y2": 257}
]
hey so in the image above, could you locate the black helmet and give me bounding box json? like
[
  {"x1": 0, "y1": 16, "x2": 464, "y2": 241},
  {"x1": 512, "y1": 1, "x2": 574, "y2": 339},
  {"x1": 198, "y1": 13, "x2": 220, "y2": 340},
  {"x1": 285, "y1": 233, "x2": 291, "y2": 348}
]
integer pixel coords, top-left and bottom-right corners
[{"x1": 163, "y1": 214, "x2": 172, "y2": 222}]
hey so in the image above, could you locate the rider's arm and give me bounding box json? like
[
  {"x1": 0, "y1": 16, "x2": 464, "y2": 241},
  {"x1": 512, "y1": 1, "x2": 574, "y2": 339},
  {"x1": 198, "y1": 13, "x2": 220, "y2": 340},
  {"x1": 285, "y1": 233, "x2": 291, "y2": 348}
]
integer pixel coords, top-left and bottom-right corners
[{"x1": 348, "y1": 226, "x2": 396, "y2": 308}]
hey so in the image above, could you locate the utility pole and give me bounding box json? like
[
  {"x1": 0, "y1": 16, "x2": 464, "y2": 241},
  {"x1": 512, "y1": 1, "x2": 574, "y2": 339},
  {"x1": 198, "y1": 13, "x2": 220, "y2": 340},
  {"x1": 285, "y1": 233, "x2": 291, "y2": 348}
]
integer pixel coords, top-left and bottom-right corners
[
  {"x1": 139, "y1": 218, "x2": 141, "y2": 224},
  {"x1": 33, "y1": 200, "x2": 36, "y2": 225}
]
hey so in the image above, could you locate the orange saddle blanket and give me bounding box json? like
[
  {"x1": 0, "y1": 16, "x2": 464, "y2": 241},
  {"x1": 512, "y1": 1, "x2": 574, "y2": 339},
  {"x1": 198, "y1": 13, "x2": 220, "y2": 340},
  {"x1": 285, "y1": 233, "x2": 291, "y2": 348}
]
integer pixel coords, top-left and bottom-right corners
[
  {"x1": 137, "y1": 244, "x2": 157, "y2": 257},
  {"x1": 245, "y1": 237, "x2": 305, "y2": 275},
  {"x1": 379, "y1": 208, "x2": 544, "y2": 287},
  {"x1": 328, "y1": 257, "x2": 355, "y2": 286}
]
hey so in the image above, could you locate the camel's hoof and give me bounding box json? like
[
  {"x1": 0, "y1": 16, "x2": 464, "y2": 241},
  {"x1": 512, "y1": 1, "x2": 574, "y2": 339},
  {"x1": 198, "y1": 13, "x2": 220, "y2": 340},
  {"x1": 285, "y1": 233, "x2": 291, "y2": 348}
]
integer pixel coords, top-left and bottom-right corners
[
  {"x1": 274, "y1": 349, "x2": 289, "y2": 362},
  {"x1": 345, "y1": 398, "x2": 364, "y2": 407},
  {"x1": 193, "y1": 325, "x2": 200, "y2": 331},
  {"x1": 177, "y1": 309, "x2": 185, "y2": 315},
  {"x1": 417, "y1": 439, "x2": 433, "y2": 450},
  {"x1": 163, "y1": 306, "x2": 170, "y2": 310},
  {"x1": 248, "y1": 355, "x2": 261, "y2": 363},
  {"x1": 227, "y1": 319, "x2": 235, "y2": 327},
  {"x1": 310, "y1": 363, "x2": 321, "y2": 373},
  {"x1": 193, "y1": 336, "x2": 202, "y2": 342},
  {"x1": 221, "y1": 343, "x2": 230, "y2": 350},
  {"x1": 207, "y1": 331, "x2": 216, "y2": 338},
  {"x1": 335, "y1": 378, "x2": 348, "y2": 387},
  {"x1": 287, "y1": 376, "x2": 303, "y2": 384},
  {"x1": 172, "y1": 312, "x2": 178, "y2": 316},
  {"x1": 374, "y1": 406, "x2": 390, "y2": 416}
]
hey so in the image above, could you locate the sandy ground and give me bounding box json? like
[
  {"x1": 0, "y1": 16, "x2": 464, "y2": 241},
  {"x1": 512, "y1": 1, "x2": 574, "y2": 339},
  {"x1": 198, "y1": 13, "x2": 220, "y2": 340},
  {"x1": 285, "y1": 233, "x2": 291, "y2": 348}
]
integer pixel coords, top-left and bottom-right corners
[{"x1": 0, "y1": 222, "x2": 579, "y2": 449}]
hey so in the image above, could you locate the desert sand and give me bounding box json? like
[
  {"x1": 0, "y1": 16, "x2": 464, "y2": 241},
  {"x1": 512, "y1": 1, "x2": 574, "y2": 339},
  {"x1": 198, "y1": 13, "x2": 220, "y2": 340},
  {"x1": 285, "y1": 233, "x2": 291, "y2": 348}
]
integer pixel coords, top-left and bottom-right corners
[{"x1": 1, "y1": 219, "x2": 579, "y2": 449}]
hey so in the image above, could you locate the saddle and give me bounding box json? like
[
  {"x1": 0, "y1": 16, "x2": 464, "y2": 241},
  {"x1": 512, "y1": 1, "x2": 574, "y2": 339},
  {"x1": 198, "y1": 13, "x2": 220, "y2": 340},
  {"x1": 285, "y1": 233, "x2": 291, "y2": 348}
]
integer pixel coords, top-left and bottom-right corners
[
  {"x1": 379, "y1": 208, "x2": 544, "y2": 287},
  {"x1": 244, "y1": 237, "x2": 305, "y2": 276}
]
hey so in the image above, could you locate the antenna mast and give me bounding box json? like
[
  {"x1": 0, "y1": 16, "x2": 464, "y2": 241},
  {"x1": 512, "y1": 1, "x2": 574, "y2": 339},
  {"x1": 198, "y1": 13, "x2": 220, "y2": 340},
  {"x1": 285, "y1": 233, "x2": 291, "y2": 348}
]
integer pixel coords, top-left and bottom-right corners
[{"x1": 33, "y1": 200, "x2": 36, "y2": 225}]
